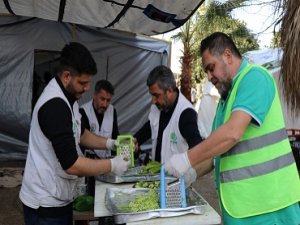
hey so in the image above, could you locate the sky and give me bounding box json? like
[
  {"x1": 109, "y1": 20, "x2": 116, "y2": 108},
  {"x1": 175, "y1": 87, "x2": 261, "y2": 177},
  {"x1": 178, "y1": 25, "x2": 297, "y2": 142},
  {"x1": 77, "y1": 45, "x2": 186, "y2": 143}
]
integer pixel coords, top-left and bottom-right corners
[{"x1": 154, "y1": 0, "x2": 280, "y2": 74}]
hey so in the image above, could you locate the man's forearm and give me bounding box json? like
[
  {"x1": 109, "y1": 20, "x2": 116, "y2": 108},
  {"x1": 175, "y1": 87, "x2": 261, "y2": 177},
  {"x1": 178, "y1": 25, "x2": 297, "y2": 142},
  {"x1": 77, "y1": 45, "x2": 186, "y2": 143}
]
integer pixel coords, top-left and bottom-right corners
[
  {"x1": 66, "y1": 156, "x2": 111, "y2": 176},
  {"x1": 80, "y1": 129, "x2": 107, "y2": 149},
  {"x1": 194, "y1": 158, "x2": 214, "y2": 177}
]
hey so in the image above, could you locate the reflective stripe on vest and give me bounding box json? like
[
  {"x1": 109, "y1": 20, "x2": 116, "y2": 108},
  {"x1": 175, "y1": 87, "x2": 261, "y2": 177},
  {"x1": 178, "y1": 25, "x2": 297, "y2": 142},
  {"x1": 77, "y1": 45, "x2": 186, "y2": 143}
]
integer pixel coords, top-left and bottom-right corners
[
  {"x1": 218, "y1": 63, "x2": 300, "y2": 218},
  {"x1": 223, "y1": 128, "x2": 288, "y2": 157},
  {"x1": 221, "y1": 151, "x2": 294, "y2": 183}
]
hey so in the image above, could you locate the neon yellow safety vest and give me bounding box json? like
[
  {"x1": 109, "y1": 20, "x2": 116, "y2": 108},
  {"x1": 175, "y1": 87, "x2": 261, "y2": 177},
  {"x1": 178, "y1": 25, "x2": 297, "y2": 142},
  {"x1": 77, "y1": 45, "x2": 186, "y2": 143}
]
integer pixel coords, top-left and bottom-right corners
[{"x1": 217, "y1": 64, "x2": 300, "y2": 218}]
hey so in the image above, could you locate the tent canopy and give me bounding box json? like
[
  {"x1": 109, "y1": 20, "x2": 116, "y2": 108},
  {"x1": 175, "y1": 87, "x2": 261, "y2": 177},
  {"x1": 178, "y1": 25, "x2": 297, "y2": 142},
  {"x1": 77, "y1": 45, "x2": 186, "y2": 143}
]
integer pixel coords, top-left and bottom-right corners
[
  {"x1": 0, "y1": 0, "x2": 204, "y2": 36},
  {"x1": 0, "y1": 16, "x2": 170, "y2": 161},
  {"x1": 0, "y1": 1, "x2": 207, "y2": 161}
]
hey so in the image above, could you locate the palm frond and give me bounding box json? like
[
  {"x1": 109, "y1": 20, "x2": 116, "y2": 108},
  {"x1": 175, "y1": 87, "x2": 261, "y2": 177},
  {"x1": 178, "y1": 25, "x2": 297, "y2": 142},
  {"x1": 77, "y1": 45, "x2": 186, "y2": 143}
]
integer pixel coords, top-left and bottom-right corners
[{"x1": 280, "y1": 0, "x2": 300, "y2": 117}]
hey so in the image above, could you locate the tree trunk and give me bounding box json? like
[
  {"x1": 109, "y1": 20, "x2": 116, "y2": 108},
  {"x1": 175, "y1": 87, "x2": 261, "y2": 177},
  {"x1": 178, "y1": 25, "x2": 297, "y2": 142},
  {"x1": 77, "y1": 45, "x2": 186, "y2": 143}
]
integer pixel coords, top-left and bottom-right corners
[{"x1": 180, "y1": 50, "x2": 193, "y2": 103}]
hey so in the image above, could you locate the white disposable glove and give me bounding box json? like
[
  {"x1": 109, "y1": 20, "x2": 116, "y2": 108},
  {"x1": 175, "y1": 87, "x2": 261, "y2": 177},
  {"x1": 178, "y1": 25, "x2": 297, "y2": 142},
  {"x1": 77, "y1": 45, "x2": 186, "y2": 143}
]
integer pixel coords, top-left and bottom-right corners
[
  {"x1": 110, "y1": 155, "x2": 130, "y2": 176},
  {"x1": 165, "y1": 151, "x2": 191, "y2": 178},
  {"x1": 184, "y1": 167, "x2": 197, "y2": 187},
  {"x1": 106, "y1": 138, "x2": 118, "y2": 151}
]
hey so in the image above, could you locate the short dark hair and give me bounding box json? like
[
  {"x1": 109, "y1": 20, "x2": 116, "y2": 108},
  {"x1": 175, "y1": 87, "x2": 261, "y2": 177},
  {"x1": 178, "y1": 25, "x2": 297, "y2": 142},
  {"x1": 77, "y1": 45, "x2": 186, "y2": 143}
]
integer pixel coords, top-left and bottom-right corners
[
  {"x1": 58, "y1": 42, "x2": 97, "y2": 76},
  {"x1": 200, "y1": 32, "x2": 242, "y2": 58},
  {"x1": 95, "y1": 80, "x2": 114, "y2": 95},
  {"x1": 146, "y1": 65, "x2": 176, "y2": 92}
]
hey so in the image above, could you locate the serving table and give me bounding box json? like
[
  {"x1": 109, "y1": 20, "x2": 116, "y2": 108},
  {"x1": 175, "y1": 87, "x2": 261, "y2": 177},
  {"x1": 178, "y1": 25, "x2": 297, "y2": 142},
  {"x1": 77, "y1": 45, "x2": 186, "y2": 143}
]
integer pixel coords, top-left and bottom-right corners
[{"x1": 94, "y1": 180, "x2": 221, "y2": 225}]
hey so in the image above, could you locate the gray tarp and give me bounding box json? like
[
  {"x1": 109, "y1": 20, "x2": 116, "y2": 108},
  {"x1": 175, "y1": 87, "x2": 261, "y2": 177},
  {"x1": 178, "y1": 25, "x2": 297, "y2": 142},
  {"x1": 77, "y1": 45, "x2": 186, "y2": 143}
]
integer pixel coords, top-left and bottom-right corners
[{"x1": 0, "y1": 16, "x2": 170, "y2": 160}]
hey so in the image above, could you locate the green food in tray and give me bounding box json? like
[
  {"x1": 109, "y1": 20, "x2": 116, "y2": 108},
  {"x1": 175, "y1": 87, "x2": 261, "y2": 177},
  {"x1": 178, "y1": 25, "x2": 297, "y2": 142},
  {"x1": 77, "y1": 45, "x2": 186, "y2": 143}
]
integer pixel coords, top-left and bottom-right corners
[
  {"x1": 133, "y1": 181, "x2": 160, "y2": 189},
  {"x1": 119, "y1": 189, "x2": 159, "y2": 213},
  {"x1": 140, "y1": 161, "x2": 161, "y2": 174}
]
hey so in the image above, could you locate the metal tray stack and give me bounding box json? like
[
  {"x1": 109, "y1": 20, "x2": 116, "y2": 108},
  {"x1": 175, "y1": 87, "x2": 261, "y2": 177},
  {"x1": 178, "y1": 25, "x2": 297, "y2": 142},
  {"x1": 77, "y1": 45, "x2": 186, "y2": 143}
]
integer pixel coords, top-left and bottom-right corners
[
  {"x1": 104, "y1": 187, "x2": 208, "y2": 224},
  {"x1": 96, "y1": 166, "x2": 176, "y2": 183}
]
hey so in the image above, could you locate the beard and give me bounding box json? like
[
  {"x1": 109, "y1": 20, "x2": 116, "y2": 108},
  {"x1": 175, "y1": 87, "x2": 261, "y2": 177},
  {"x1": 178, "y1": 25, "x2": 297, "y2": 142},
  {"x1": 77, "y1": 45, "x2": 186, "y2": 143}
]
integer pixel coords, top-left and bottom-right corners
[
  {"x1": 155, "y1": 103, "x2": 164, "y2": 111},
  {"x1": 66, "y1": 82, "x2": 84, "y2": 100},
  {"x1": 216, "y1": 62, "x2": 232, "y2": 100},
  {"x1": 156, "y1": 96, "x2": 171, "y2": 112},
  {"x1": 96, "y1": 107, "x2": 106, "y2": 114},
  {"x1": 219, "y1": 79, "x2": 232, "y2": 100}
]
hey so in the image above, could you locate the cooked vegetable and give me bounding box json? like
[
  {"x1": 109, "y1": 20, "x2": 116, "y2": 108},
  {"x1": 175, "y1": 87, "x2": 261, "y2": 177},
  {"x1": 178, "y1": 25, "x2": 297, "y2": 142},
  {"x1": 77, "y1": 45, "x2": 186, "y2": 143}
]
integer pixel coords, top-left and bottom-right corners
[
  {"x1": 120, "y1": 189, "x2": 159, "y2": 212},
  {"x1": 133, "y1": 181, "x2": 160, "y2": 189},
  {"x1": 140, "y1": 161, "x2": 161, "y2": 174}
]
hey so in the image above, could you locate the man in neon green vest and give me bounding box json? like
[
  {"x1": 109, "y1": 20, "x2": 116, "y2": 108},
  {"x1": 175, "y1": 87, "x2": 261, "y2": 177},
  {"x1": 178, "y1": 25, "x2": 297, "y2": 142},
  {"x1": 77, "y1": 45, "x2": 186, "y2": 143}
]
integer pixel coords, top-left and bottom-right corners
[{"x1": 165, "y1": 32, "x2": 300, "y2": 225}]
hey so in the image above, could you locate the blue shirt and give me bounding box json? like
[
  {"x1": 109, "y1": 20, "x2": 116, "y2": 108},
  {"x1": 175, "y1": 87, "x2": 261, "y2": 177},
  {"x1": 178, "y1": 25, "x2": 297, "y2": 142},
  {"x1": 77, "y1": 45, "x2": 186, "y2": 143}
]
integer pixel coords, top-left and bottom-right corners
[{"x1": 214, "y1": 59, "x2": 300, "y2": 225}]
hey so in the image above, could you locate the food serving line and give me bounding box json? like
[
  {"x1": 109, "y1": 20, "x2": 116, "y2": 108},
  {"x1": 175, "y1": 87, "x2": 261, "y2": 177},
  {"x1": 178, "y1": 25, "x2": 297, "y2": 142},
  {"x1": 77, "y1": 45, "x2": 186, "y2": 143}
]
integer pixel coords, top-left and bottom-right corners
[
  {"x1": 94, "y1": 176, "x2": 221, "y2": 225},
  {"x1": 91, "y1": 142, "x2": 221, "y2": 224}
]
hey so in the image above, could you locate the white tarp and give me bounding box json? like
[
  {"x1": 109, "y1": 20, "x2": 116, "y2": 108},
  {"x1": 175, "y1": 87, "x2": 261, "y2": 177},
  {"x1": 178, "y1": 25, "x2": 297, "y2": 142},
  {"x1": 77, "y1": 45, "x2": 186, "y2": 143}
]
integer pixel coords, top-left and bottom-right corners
[
  {"x1": 243, "y1": 48, "x2": 300, "y2": 129},
  {"x1": 196, "y1": 48, "x2": 300, "y2": 140},
  {"x1": 196, "y1": 79, "x2": 220, "y2": 139},
  {"x1": 0, "y1": 16, "x2": 170, "y2": 160},
  {"x1": 0, "y1": 0, "x2": 204, "y2": 36}
]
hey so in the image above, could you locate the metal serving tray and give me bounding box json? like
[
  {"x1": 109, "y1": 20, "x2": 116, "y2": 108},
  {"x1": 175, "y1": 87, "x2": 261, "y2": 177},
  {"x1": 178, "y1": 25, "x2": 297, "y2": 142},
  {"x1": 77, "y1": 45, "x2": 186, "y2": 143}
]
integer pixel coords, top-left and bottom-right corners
[
  {"x1": 96, "y1": 166, "x2": 176, "y2": 183},
  {"x1": 105, "y1": 187, "x2": 208, "y2": 224}
]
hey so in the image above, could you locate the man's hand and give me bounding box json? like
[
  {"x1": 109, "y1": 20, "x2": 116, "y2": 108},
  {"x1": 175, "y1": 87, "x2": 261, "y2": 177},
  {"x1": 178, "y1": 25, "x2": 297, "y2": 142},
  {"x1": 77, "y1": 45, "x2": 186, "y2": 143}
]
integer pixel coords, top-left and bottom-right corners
[
  {"x1": 165, "y1": 152, "x2": 191, "y2": 178},
  {"x1": 106, "y1": 138, "x2": 118, "y2": 151},
  {"x1": 110, "y1": 155, "x2": 130, "y2": 176},
  {"x1": 184, "y1": 167, "x2": 197, "y2": 187}
]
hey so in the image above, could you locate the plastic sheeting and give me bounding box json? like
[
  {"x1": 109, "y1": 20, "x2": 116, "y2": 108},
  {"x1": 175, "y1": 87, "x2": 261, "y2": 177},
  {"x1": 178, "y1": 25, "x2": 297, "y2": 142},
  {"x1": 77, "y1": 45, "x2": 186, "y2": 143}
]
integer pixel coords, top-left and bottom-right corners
[
  {"x1": 0, "y1": 0, "x2": 205, "y2": 36},
  {"x1": 0, "y1": 16, "x2": 170, "y2": 160},
  {"x1": 195, "y1": 48, "x2": 300, "y2": 140},
  {"x1": 196, "y1": 79, "x2": 220, "y2": 139},
  {"x1": 243, "y1": 48, "x2": 300, "y2": 130}
]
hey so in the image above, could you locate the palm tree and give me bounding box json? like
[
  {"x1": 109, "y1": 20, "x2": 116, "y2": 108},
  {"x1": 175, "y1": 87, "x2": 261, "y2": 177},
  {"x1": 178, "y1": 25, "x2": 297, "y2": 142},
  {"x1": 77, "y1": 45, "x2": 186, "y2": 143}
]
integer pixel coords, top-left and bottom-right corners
[
  {"x1": 193, "y1": 0, "x2": 259, "y2": 83},
  {"x1": 172, "y1": 0, "x2": 263, "y2": 102},
  {"x1": 278, "y1": 0, "x2": 300, "y2": 117},
  {"x1": 172, "y1": 19, "x2": 197, "y2": 102}
]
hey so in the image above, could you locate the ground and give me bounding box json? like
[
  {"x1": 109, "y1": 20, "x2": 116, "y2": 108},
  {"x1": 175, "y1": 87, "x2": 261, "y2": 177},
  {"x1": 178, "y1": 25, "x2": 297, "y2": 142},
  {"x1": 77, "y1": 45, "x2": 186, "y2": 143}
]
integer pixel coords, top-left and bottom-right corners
[
  {"x1": 0, "y1": 160, "x2": 221, "y2": 225},
  {"x1": 0, "y1": 161, "x2": 25, "y2": 225}
]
